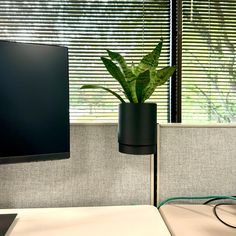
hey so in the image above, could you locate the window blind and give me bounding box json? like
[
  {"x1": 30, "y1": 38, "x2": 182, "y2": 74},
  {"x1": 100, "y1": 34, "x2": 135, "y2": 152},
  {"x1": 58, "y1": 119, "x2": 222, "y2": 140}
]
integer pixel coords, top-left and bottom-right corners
[
  {"x1": 0, "y1": 0, "x2": 170, "y2": 123},
  {"x1": 181, "y1": 0, "x2": 236, "y2": 123}
]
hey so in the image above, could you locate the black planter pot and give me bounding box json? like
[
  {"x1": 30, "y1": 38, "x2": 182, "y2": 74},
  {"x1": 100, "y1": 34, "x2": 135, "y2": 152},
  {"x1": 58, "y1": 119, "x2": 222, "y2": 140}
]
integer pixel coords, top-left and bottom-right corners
[{"x1": 118, "y1": 103, "x2": 157, "y2": 155}]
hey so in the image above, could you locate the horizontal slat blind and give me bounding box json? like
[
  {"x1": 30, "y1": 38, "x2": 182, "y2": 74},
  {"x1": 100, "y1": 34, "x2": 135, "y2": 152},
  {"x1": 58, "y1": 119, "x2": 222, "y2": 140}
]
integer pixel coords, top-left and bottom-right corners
[
  {"x1": 0, "y1": 0, "x2": 170, "y2": 123},
  {"x1": 182, "y1": 0, "x2": 236, "y2": 123}
]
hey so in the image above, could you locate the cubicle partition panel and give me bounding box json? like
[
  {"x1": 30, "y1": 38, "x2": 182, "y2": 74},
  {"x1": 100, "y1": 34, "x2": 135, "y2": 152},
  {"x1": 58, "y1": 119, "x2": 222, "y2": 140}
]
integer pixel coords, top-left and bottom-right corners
[
  {"x1": 0, "y1": 124, "x2": 152, "y2": 208},
  {"x1": 157, "y1": 124, "x2": 236, "y2": 205},
  {"x1": 2, "y1": 123, "x2": 234, "y2": 209}
]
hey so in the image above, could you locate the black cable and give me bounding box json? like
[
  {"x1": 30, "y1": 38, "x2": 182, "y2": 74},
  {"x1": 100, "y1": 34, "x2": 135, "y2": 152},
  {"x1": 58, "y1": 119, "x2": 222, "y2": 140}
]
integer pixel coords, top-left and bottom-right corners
[
  {"x1": 213, "y1": 203, "x2": 236, "y2": 229},
  {"x1": 204, "y1": 196, "x2": 236, "y2": 228},
  {"x1": 159, "y1": 196, "x2": 236, "y2": 228},
  {"x1": 203, "y1": 196, "x2": 236, "y2": 205}
]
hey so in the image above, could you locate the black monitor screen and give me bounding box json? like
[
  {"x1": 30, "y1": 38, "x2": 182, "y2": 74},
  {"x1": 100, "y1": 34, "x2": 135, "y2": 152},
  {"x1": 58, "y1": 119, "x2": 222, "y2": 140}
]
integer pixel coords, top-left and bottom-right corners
[{"x1": 0, "y1": 41, "x2": 70, "y2": 164}]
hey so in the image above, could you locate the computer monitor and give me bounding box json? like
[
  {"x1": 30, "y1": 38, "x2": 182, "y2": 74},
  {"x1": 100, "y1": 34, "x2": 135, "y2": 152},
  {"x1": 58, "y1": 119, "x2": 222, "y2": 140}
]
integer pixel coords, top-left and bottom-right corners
[{"x1": 0, "y1": 40, "x2": 70, "y2": 164}]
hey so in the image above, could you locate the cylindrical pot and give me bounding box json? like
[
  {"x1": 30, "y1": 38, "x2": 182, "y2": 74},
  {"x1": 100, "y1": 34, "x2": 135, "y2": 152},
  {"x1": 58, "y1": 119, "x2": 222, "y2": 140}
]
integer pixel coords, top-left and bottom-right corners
[{"x1": 118, "y1": 103, "x2": 157, "y2": 155}]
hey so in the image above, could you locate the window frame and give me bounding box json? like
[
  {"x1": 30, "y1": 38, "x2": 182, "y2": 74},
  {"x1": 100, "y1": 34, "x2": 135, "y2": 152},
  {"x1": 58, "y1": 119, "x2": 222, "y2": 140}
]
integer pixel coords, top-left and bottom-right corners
[{"x1": 169, "y1": 0, "x2": 182, "y2": 123}]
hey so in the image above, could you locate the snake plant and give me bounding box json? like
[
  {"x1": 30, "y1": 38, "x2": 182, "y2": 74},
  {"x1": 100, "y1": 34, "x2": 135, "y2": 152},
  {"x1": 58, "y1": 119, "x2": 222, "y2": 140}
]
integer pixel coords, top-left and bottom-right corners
[{"x1": 81, "y1": 40, "x2": 176, "y2": 103}]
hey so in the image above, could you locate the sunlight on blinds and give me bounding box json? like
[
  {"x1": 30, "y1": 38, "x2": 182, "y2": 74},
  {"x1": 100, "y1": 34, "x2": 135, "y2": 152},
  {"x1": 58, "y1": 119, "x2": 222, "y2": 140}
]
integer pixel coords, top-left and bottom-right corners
[
  {"x1": 182, "y1": 0, "x2": 236, "y2": 123},
  {"x1": 0, "y1": 0, "x2": 170, "y2": 123}
]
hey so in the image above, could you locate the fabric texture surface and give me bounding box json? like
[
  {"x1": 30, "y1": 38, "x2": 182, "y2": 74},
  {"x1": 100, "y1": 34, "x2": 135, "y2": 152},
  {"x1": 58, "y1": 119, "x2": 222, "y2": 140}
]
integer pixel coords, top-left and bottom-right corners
[
  {"x1": 158, "y1": 125, "x2": 236, "y2": 204},
  {"x1": 0, "y1": 124, "x2": 151, "y2": 208}
]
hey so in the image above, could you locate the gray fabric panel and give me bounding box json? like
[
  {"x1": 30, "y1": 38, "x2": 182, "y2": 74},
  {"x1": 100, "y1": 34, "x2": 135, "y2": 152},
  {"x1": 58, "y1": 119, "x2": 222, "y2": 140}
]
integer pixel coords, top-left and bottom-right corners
[
  {"x1": 0, "y1": 124, "x2": 151, "y2": 208},
  {"x1": 158, "y1": 126, "x2": 236, "y2": 203}
]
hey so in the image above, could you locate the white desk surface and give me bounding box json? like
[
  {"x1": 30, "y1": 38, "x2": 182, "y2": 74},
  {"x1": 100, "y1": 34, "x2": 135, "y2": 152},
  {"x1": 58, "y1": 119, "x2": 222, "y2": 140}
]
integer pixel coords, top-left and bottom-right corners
[
  {"x1": 1, "y1": 205, "x2": 171, "y2": 236},
  {"x1": 160, "y1": 204, "x2": 236, "y2": 236}
]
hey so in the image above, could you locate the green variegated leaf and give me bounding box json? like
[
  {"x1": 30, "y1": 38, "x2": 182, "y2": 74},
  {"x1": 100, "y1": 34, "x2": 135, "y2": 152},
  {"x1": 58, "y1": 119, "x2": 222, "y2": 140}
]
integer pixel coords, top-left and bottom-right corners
[
  {"x1": 134, "y1": 40, "x2": 163, "y2": 75},
  {"x1": 101, "y1": 56, "x2": 133, "y2": 102},
  {"x1": 136, "y1": 70, "x2": 150, "y2": 103},
  {"x1": 142, "y1": 66, "x2": 176, "y2": 102},
  {"x1": 127, "y1": 79, "x2": 138, "y2": 103},
  {"x1": 140, "y1": 40, "x2": 163, "y2": 68},
  {"x1": 107, "y1": 50, "x2": 136, "y2": 82},
  {"x1": 80, "y1": 41, "x2": 176, "y2": 104},
  {"x1": 155, "y1": 66, "x2": 176, "y2": 86},
  {"x1": 80, "y1": 85, "x2": 125, "y2": 103}
]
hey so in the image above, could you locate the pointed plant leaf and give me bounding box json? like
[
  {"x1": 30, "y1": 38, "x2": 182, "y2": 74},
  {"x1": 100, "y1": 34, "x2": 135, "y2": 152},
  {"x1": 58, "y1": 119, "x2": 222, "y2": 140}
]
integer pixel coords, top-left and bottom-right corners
[
  {"x1": 135, "y1": 40, "x2": 163, "y2": 75},
  {"x1": 107, "y1": 50, "x2": 126, "y2": 65},
  {"x1": 136, "y1": 70, "x2": 150, "y2": 103},
  {"x1": 80, "y1": 84, "x2": 126, "y2": 103},
  {"x1": 142, "y1": 66, "x2": 176, "y2": 102},
  {"x1": 155, "y1": 66, "x2": 176, "y2": 86},
  {"x1": 141, "y1": 40, "x2": 163, "y2": 68},
  {"x1": 105, "y1": 51, "x2": 138, "y2": 102},
  {"x1": 131, "y1": 61, "x2": 137, "y2": 75},
  {"x1": 101, "y1": 57, "x2": 133, "y2": 102},
  {"x1": 107, "y1": 50, "x2": 136, "y2": 82},
  {"x1": 127, "y1": 79, "x2": 138, "y2": 103},
  {"x1": 119, "y1": 88, "x2": 132, "y2": 102}
]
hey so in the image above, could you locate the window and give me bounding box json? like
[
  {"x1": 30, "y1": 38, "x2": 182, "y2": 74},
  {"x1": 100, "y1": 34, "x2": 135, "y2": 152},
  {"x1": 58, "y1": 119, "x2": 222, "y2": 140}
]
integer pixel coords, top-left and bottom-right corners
[
  {"x1": 181, "y1": 0, "x2": 236, "y2": 123},
  {"x1": 0, "y1": 0, "x2": 171, "y2": 123}
]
